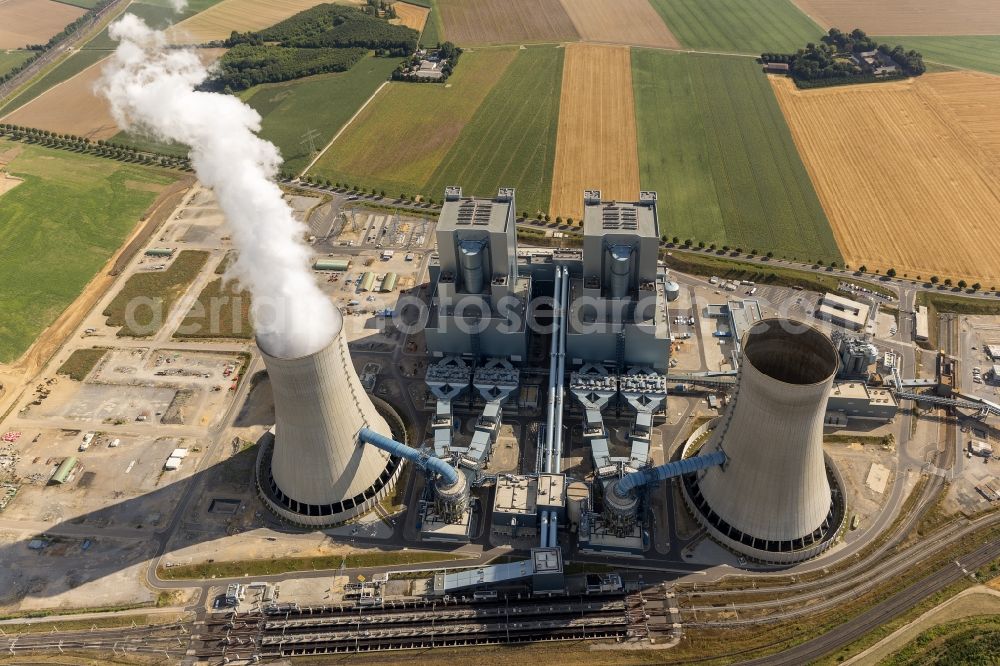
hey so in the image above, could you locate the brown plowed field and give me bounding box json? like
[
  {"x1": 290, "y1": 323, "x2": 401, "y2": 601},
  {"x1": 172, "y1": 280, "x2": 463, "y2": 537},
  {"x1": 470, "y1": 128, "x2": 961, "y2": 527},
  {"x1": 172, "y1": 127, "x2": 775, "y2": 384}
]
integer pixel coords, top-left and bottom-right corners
[
  {"x1": 549, "y1": 44, "x2": 640, "y2": 220},
  {"x1": 168, "y1": 0, "x2": 362, "y2": 44},
  {"x1": 436, "y1": 0, "x2": 579, "y2": 45},
  {"x1": 391, "y1": 1, "x2": 428, "y2": 33},
  {"x1": 559, "y1": 0, "x2": 678, "y2": 48},
  {"x1": 0, "y1": 0, "x2": 85, "y2": 49},
  {"x1": 792, "y1": 0, "x2": 1000, "y2": 35},
  {"x1": 771, "y1": 74, "x2": 1000, "y2": 283},
  {"x1": 3, "y1": 49, "x2": 225, "y2": 140},
  {"x1": 3, "y1": 56, "x2": 118, "y2": 140}
]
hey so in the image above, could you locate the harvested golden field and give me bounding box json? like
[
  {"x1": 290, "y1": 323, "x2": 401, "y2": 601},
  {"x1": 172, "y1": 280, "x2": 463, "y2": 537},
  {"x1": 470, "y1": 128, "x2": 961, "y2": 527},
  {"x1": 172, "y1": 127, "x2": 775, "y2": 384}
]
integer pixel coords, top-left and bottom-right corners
[
  {"x1": 792, "y1": 0, "x2": 1000, "y2": 35},
  {"x1": 3, "y1": 56, "x2": 118, "y2": 140},
  {"x1": 168, "y1": 0, "x2": 362, "y2": 44},
  {"x1": 391, "y1": 1, "x2": 428, "y2": 33},
  {"x1": 550, "y1": 43, "x2": 640, "y2": 220},
  {"x1": 559, "y1": 0, "x2": 678, "y2": 48},
  {"x1": 920, "y1": 71, "x2": 1000, "y2": 162},
  {"x1": 0, "y1": 0, "x2": 85, "y2": 49},
  {"x1": 436, "y1": 0, "x2": 579, "y2": 46},
  {"x1": 771, "y1": 74, "x2": 1000, "y2": 283}
]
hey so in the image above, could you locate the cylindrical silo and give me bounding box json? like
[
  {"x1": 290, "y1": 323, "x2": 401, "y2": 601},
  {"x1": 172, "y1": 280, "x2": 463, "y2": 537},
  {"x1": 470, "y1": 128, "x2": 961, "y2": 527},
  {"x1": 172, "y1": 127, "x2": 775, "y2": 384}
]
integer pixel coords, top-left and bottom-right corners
[
  {"x1": 458, "y1": 240, "x2": 485, "y2": 294},
  {"x1": 256, "y1": 310, "x2": 401, "y2": 527},
  {"x1": 608, "y1": 245, "x2": 631, "y2": 298},
  {"x1": 685, "y1": 319, "x2": 843, "y2": 563},
  {"x1": 664, "y1": 280, "x2": 680, "y2": 302}
]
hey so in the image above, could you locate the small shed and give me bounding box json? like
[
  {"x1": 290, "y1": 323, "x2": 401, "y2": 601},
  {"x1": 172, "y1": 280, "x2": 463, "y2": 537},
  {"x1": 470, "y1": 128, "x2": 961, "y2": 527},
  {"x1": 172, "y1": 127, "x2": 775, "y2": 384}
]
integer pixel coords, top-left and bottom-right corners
[
  {"x1": 164, "y1": 456, "x2": 182, "y2": 471},
  {"x1": 144, "y1": 248, "x2": 175, "y2": 258},
  {"x1": 313, "y1": 259, "x2": 350, "y2": 271},
  {"x1": 50, "y1": 456, "x2": 78, "y2": 485},
  {"x1": 359, "y1": 271, "x2": 376, "y2": 292},
  {"x1": 381, "y1": 272, "x2": 398, "y2": 292}
]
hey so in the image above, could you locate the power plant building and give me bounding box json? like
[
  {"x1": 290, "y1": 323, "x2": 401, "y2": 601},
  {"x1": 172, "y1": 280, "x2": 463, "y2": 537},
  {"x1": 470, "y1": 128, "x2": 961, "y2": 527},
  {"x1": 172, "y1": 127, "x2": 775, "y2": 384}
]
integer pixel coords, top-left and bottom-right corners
[
  {"x1": 425, "y1": 187, "x2": 531, "y2": 361},
  {"x1": 566, "y1": 191, "x2": 670, "y2": 371}
]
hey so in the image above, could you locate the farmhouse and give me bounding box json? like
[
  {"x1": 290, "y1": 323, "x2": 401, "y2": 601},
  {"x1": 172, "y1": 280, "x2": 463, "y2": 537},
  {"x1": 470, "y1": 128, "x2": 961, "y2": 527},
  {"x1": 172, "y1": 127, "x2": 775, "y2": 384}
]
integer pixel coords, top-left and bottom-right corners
[
  {"x1": 763, "y1": 62, "x2": 790, "y2": 74},
  {"x1": 852, "y1": 50, "x2": 899, "y2": 77}
]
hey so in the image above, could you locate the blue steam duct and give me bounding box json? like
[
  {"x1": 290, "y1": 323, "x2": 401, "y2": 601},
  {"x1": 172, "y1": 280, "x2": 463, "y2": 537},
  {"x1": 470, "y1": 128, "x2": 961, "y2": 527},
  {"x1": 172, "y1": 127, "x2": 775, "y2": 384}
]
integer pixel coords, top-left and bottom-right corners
[
  {"x1": 615, "y1": 450, "x2": 727, "y2": 497},
  {"x1": 359, "y1": 427, "x2": 459, "y2": 486}
]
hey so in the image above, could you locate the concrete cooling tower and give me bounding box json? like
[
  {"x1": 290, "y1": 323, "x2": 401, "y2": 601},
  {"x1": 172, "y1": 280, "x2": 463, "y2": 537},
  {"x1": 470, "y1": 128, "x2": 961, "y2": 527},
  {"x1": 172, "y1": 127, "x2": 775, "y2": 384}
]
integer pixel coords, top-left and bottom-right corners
[
  {"x1": 255, "y1": 310, "x2": 403, "y2": 528},
  {"x1": 683, "y1": 319, "x2": 846, "y2": 563}
]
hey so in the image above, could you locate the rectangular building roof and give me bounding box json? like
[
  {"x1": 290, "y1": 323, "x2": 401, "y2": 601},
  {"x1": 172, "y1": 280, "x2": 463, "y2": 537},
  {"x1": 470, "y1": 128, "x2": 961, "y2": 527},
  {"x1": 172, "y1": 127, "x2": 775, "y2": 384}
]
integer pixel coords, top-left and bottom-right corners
[
  {"x1": 582, "y1": 191, "x2": 658, "y2": 239},
  {"x1": 493, "y1": 475, "x2": 536, "y2": 516},
  {"x1": 438, "y1": 187, "x2": 514, "y2": 233},
  {"x1": 819, "y1": 292, "x2": 870, "y2": 328}
]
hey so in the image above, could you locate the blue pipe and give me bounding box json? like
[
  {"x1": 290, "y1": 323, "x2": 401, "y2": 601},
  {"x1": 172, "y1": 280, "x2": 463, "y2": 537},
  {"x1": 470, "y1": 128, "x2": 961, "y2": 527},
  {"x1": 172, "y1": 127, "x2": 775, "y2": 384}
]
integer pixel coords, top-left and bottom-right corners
[
  {"x1": 359, "y1": 427, "x2": 459, "y2": 486},
  {"x1": 616, "y1": 450, "x2": 727, "y2": 496}
]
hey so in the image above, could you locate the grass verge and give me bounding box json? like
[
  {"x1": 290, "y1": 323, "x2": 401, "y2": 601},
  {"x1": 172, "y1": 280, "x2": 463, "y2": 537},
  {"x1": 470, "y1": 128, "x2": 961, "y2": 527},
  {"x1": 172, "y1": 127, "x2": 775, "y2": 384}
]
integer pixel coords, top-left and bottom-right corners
[{"x1": 157, "y1": 550, "x2": 469, "y2": 580}]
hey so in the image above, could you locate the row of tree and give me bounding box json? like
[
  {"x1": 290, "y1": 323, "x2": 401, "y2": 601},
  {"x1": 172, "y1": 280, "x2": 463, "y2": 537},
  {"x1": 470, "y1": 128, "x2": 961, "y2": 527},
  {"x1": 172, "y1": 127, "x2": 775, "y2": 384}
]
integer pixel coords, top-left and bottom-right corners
[
  {"x1": 255, "y1": 4, "x2": 417, "y2": 52},
  {"x1": 0, "y1": 124, "x2": 191, "y2": 171}
]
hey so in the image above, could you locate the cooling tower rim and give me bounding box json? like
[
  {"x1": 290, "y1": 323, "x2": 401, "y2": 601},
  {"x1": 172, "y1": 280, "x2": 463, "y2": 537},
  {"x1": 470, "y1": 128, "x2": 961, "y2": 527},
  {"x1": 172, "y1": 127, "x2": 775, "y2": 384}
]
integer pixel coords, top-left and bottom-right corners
[
  {"x1": 255, "y1": 310, "x2": 343, "y2": 361},
  {"x1": 741, "y1": 318, "x2": 838, "y2": 387}
]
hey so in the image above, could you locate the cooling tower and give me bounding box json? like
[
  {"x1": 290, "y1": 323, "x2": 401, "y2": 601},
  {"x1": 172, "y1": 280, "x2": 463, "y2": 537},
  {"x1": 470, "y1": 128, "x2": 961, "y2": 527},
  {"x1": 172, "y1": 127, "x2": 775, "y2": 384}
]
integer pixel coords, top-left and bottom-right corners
[
  {"x1": 255, "y1": 310, "x2": 402, "y2": 528},
  {"x1": 684, "y1": 319, "x2": 846, "y2": 563}
]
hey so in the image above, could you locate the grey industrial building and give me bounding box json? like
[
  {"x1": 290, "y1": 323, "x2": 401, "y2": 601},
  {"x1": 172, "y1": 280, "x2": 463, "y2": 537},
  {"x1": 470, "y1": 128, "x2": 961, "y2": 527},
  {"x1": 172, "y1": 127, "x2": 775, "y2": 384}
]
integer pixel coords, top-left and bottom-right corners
[
  {"x1": 566, "y1": 190, "x2": 670, "y2": 371},
  {"x1": 425, "y1": 187, "x2": 531, "y2": 361}
]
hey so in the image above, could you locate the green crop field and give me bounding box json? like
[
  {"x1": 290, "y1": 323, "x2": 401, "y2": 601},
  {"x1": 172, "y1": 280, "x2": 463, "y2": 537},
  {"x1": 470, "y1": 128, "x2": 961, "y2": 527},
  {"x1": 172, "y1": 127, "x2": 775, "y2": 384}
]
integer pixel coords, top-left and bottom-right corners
[
  {"x1": 242, "y1": 54, "x2": 399, "y2": 175},
  {"x1": 51, "y1": 0, "x2": 102, "y2": 8},
  {"x1": 104, "y1": 250, "x2": 210, "y2": 337},
  {"x1": 0, "y1": 50, "x2": 33, "y2": 79},
  {"x1": 424, "y1": 45, "x2": 563, "y2": 216},
  {"x1": 648, "y1": 0, "x2": 822, "y2": 53},
  {"x1": 0, "y1": 140, "x2": 176, "y2": 361},
  {"x1": 0, "y1": 49, "x2": 107, "y2": 115},
  {"x1": 308, "y1": 47, "x2": 517, "y2": 197},
  {"x1": 877, "y1": 36, "x2": 1000, "y2": 76},
  {"x1": 412, "y1": 0, "x2": 443, "y2": 47},
  {"x1": 84, "y1": 2, "x2": 197, "y2": 50},
  {"x1": 632, "y1": 50, "x2": 839, "y2": 262}
]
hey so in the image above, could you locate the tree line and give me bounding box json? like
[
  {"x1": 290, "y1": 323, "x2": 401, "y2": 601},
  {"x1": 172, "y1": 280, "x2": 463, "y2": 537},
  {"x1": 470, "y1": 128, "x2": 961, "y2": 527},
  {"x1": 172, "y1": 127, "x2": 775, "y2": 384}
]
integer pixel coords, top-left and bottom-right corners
[
  {"x1": 0, "y1": 124, "x2": 192, "y2": 171},
  {"x1": 207, "y1": 45, "x2": 366, "y2": 92}
]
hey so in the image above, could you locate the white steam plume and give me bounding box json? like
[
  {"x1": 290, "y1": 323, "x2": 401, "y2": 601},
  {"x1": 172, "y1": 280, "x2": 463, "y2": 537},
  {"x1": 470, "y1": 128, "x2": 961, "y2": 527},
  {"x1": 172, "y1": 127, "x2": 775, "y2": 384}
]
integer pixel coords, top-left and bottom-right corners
[
  {"x1": 168, "y1": 0, "x2": 187, "y2": 11},
  {"x1": 98, "y1": 15, "x2": 340, "y2": 358}
]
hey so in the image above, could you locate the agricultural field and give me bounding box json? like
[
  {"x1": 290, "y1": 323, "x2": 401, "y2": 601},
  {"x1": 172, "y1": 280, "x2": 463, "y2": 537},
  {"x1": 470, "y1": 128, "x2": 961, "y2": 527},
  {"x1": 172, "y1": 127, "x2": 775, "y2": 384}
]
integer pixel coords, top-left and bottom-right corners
[
  {"x1": 771, "y1": 73, "x2": 1000, "y2": 283},
  {"x1": 0, "y1": 48, "x2": 107, "y2": 118},
  {"x1": 104, "y1": 250, "x2": 210, "y2": 336},
  {"x1": 632, "y1": 50, "x2": 837, "y2": 261},
  {"x1": 647, "y1": 0, "x2": 822, "y2": 53},
  {"x1": 425, "y1": 45, "x2": 564, "y2": 217},
  {"x1": 876, "y1": 36, "x2": 1000, "y2": 76},
  {"x1": 412, "y1": 0, "x2": 442, "y2": 47},
  {"x1": 791, "y1": 0, "x2": 1000, "y2": 35},
  {"x1": 392, "y1": 1, "x2": 429, "y2": 33},
  {"x1": 54, "y1": 0, "x2": 102, "y2": 7},
  {"x1": 549, "y1": 43, "x2": 640, "y2": 221},
  {"x1": 84, "y1": 1, "x2": 199, "y2": 50},
  {"x1": 309, "y1": 48, "x2": 517, "y2": 196},
  {"x1": 168, "y1": 0, "x2": 362, "y2": 44},
  {"x1": 560, "y1": 0, "x2": 678, "y2": 48},
  {"x1": 0, "y1": 140, "x2": 177, "y2": 362},
  {"x1": 242, "y1": 54, "x2": 399, "y2": 175},
  {"x1": 435, "y1": 0, "x2": 578, "y2": 46},
  {"x1": 3, "y1": 56, "x2": 118, "y2": 139},
  {"x1": 0, "y1": 0, "x2": 85, "y2": 50},
  {"x1": 0, "y1": 49, "x2": 33, "y2": 79}
]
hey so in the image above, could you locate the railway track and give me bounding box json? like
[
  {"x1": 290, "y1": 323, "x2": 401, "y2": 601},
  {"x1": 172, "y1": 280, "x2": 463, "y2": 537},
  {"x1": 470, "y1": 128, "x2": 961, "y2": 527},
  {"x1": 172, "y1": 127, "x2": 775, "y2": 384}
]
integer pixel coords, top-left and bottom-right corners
[{"x1": 192, "y1": 593, "x2": 648, "y2": 659}]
